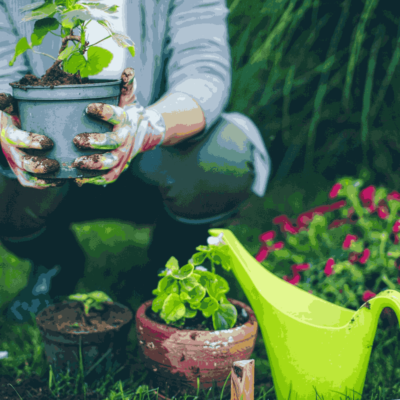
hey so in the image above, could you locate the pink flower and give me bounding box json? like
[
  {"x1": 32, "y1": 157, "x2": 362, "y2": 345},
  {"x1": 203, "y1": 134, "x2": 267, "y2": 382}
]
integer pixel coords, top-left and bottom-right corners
[
  {"x1": 358, "y1": 249, "x2": 371, "y2": 264},
  {"x1": 255, "y1": 246, "x2": 269, "y2": 262},
  {"x1": 360, "y1": 186, "x2": 376, "y2": 213},
  {"x1": 329, "y1": 219, "x2": 348, "y2": 229},
  {"x1": 283, "y1": 273, "x2": 301, "y2": 285},
  {"x1": 297, "y1": 212, "x2": 314, "y2": 228},
  {"x1": 377, "y1": 200, "x2": 389, "y2": 219},
  {"x1": 393, "y1": 221, "x2": 400, "y2": 233},
  {"x1": 348, "y1": 252, "x2": 359, "y2": 264},
  {"x1": 324, "y1": 258, "x2": 335, "y2": 276},
  {"x1": 329, "y1": 183, "x2": 342, "y2": 198},
  {"x1": 312, "y1": 205, "x2": 331, "y2": 215},
  {"x1": 362, "y1": 290, "x2": 376, "y2": 302},
  {"x1": 330, "y1": 200, "x2": 347, "y2": 211},
  {"x1": 343, "y1": 234, "x2": 358, "y2": 249},
  {"x1": 283, "y1": 221, "x2": 298, "y2": 234},
  {"x1": 293, "y1": 263, "x2": 310, "y2": 272},
  {"x1": 255, "y1": 241, "x2": 285, "y2": 262},
  {"x1": 273, "y1": 215, "x2": 290, "y2": 225},
  {"x1": 259, "y1": 230, "x2": 276, "y2": 242},
  {"x1": 388, "y1": 191, "x2": 400, "y2": 201}
]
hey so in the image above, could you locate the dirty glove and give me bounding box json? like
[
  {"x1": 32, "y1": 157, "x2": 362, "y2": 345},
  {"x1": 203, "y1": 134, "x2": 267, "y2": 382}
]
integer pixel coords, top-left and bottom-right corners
[
  {"x1": 73, "y1": 68, "x2": 166, "y2": 186},
  {"x1": 0, "y1": 94, "x2": 62, "y2": 189}
]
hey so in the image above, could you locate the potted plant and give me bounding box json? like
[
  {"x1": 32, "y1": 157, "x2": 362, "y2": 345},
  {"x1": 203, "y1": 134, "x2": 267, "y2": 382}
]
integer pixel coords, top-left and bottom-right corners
[
  {"x1": 8, "y1": 0, "x2": 135, "y2": 179},
  {"x1": 254, "y1": 175, "x2": 400, "y2": 326},
  {"x1": 35, "y1": 290, "x2": 133, "y2": 385},
  {"x1": 135, "y1": 235, "x2": 258, "y2": 399}
]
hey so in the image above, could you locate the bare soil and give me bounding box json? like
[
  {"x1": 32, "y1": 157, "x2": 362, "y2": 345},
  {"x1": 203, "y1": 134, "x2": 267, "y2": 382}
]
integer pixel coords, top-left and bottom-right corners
[{"x1": 10, "y1": 63, "x2": 90, "y2": 90}]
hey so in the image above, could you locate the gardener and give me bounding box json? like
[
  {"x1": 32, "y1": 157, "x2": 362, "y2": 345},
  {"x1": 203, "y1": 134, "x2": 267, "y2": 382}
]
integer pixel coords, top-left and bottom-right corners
[{"x1": 0, "y1": 0, "x2": 271, "y2": 323}]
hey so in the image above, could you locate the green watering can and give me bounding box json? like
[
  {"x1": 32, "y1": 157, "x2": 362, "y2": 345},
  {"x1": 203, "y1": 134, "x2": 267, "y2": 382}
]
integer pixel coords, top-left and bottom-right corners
[{"x1": 208, "y1": 228, "x2": 400, "y2": 400}]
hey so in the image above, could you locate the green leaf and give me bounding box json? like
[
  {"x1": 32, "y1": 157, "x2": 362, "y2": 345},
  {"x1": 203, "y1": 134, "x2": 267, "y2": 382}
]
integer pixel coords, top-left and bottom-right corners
[
  {"x1": 179, "y1": 290, "x2": 191, "y2": 302},
  {"x1": 160, "y1": 293, "x2": 186, "y2": 323},
  {"x1": 88, "y1": 291, "x2": 112, "y2": 303},
  {"x1": 172, "y1": 263, "x2": 194, "y2": 280},
  {"x1": 187, "y1": 285, "x2": 206, "y2": 305},
  {"x1": 128, "y1": 45, "x2": 135, "y2": 57},
  {"x1": 158, "y1": 276, "x2": 179, "y2": 295},
  {"x1": 184, "y1": 306, "x2": 197, "y2": 319},
  {"x1": 31, "y1": 17, "x2": 60, "y2": 46},
  {"x1": 9, "y1": 38, "x2": 32, "y2": 67},
  {"x1": 180, "y1": 276, "x2": 199, "y2": 291},
  {"x1": 22, "y1": 2, "x2": 58, "y2": 22},
  {"x1": 79, "y1": 46, "x2": 113, "y2": 77},
  {"x1": 165, "y1": 257, "x2": 180, "y2": 273},
  {"x1": 63, "y1": 53, "x2": 86, "y2": 74},
  {"x1": 212, "y1": 303, "x2": 237, "y2": 330},
  {"x1": 68, "y1": 293, "x2": 88, "y2": 301},
  {"x1": 199, "y1": 297, "x2": 219, "y2": 318},
  {"x1": 152, "y1": 292, "x2": 169, "y2": 313},
  {"x1": 191, "y1": 252, "x2": 207, "y2": 265},
  {"x1": 58, "y1": 43, "x2": 79, "y2": 61},
  {"x1": 208, "y1": 276, "x2": 230, "y2": 301}
]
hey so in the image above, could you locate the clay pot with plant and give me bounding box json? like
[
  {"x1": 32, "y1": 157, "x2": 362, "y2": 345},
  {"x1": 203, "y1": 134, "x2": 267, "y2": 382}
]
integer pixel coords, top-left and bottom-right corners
[
  {"x1": 35, "y1": 290, "x2": 133, "y2": 384},
  {"x1": 6, "y1": 0, "x2": 135, "y2": 179},
  {"x1": 136, "y1": 234, "x2": 258, "y2": 400}
]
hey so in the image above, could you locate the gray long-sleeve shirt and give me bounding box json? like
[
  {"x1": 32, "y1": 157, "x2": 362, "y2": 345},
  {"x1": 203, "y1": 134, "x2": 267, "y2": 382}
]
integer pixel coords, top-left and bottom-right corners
[{"x1": 0, "y1": 0, "x2": 232, "y2": 133}]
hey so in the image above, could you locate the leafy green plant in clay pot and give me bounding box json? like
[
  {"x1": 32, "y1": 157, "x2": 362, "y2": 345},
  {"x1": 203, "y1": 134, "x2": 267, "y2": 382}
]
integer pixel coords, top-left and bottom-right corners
[
  {"x1": 7, "y1": 0, "x2": 135, "y2": 179},
  {"x1": 35, "y1": 290, "x2": 133, "y2": 384},
  {"x1": 135, "y1": 234, "x2": 258, "y2": 400}
]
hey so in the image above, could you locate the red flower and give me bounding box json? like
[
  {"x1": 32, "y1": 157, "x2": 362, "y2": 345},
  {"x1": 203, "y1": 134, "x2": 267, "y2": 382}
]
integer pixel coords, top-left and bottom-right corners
[
  {"x1": 393, "y1": 221, "x2": 400, "y2": 233},
  {"x1": 377, "y1": 200, "x2": 389, "y2": 219},
  {"x1": 312, "y1": 205, "x2": 331, "y2": 215},
  {"x1": 362, "y1": 290, "x2": 376, "y2": 302},
  {"x1": 329, "y1": 183, "x2": 343, "y2": 198},
  {"x1": 255, "y1": 246, "x2": 269, "y2": 262},
  {"x1": 388, "y1": 191, "x2": 400, "y2": 201},
  {"x1": 283, "y1": 273, "x2": 301, "y2": 285},
  {"x1": 348, "y1": 252, "x2": 360, "y2": 264},
  {"x1": 343, "y1": 234, "x2": 358, "y2": 249},
  {"x1": 358, "y1": 249, "x2": 371, "y2": 264},
  {"x1": 297, "y1": 211, "x2": 314, "y2": 228},
  {"x1": 360, "y1": 186, "x2": 376, "y2": 213},
  {"x1": 324, "y1": 258, "x2": 335, "y2": 276},
  {"x1": 273, "y1": 215, "x2": 290, "y2": 225},
  {"x1": 329, "y1": 219, "x2": 348, "y2": 229},
  {"x1": 283, "y1": 263, "x2": 310, "y2": 285},
  {"x1": 259, "y1": 230, "x2": 276, "y2": 242},
  {"x1": 330, "y1": 200, "x2": 347, "y2": 211},
  {"x1": 283, "y1": 221, "x2": 298, "y2": 234},
  {"x1": 255, "y1": 241, "x2": 285, "y2": 262},
  {"x1": 273, "y1": 215, "x2": 299, "y2": 234}
]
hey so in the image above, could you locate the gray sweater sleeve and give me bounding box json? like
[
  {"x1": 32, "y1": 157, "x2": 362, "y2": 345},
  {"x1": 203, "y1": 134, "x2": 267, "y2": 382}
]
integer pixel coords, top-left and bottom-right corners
[
  {"x1": 163, "y1": 0, "x2": 232, "y2": 133},
  {"x1": 0, "y1": 0, "x2": 31, "y2": 94}
]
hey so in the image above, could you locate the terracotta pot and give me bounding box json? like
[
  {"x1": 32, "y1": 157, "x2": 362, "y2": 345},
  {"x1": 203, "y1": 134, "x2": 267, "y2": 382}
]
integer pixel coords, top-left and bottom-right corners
[
  {"x1": 136, "y1": 298, "x2": 258, "y2": 398},
  {"x1": 36, "y1": 301, "x2": 133, "y2": 384}
]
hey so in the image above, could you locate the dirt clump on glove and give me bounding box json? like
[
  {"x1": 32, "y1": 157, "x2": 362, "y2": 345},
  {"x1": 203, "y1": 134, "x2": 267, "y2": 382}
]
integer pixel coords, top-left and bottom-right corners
[{"x1": 0, "y1": 93, "x2": 18, "y2": 115}]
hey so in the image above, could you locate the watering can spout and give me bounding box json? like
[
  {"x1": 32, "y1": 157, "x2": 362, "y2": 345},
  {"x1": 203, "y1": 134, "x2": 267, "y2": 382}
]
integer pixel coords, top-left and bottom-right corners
[{"x1": 208, "y1": 228, "x2": 400, "y2": 400}]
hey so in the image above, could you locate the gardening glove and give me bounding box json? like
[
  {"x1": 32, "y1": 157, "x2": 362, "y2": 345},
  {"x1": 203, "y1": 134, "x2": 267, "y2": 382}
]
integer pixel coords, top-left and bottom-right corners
[
  {"x1": 0, "y1": 93, "x2": 63, "y2": 189},
  {"x1": 73, "y1": 67, "x2": 166, "y2": 186}
]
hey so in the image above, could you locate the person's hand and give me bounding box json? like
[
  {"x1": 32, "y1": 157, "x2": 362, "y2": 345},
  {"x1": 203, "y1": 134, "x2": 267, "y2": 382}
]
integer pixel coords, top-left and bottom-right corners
[
  {"x1": 0, "y1": 94, "x2": 62, "y2": 189},
  {"x1": 73, "y1": 68, "x2": 165, "y2": 186}
]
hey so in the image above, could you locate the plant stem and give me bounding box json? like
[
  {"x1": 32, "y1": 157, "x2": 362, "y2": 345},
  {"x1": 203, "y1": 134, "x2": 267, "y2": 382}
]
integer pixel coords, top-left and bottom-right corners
[
  {"x1": 31, "y1": 49, "x2": 57, "y2": 60},
  {"x1": 49, "y1": 31, "x2": 62, "y2": 37},
  {"x1": 88, "y1": 35, "x2": 112, "y2": 48}
]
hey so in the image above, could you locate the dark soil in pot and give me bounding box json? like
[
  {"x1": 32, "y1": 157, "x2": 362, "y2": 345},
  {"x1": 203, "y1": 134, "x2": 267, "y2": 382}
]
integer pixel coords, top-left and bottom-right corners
[
  {"x1": 10, "y1": 64, "x2": 90, "y2": 89},
  {"x1": 35, "y1": 301, "x2": 133, "y2": 385},
  {"x1": 146, "y1": 303, "x2": 249, "y2": 331}
]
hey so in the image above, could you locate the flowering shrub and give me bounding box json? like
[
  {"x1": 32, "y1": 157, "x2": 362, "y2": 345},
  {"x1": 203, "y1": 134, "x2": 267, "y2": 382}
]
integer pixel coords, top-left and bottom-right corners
[{"x1": 255, "y1": 177, "x2": 400, "y2": 310}]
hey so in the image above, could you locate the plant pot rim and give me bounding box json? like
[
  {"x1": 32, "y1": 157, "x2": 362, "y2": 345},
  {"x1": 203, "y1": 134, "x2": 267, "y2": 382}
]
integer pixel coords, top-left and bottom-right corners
[
  {"x1": 36, "y1": 300, "x2": 133, "y2": 335},
  {"x1": 136, "y1": 297, "x2": 257, "y2": 335},
  {"x1": 10, "y1": 78, "x2": 122, "y2": 90}
]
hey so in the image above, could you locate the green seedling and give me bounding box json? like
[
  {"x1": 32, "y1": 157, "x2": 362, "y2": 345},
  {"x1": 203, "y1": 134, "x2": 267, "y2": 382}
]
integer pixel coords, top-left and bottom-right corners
[
  {"x1": 9, "y1": 0, "x2": 135, "y2": 78},
  {"x1": 68, "y1": 290, "x2": 113, "y2": 316},
  {"x1": 152, "y1": 234, "x2": 238, "y2": 331}
]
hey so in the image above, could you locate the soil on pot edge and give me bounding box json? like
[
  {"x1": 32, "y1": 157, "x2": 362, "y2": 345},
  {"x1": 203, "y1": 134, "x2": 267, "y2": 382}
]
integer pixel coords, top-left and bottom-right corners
[
  {"x1": 36, "y1": 301, "x2": 131, "y2": 334},
  {"x1": 145, "y1": 302, "x2": 249, "y2": 331},
  {"x1": 10, "y1": 63, "x2": 91, "y2": 89}
]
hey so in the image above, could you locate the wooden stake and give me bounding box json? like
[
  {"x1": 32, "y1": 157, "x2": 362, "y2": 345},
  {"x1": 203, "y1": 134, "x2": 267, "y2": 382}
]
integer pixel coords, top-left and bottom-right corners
[{"x1": 231, "y1": 359, "x2": 255, "y2": 400}]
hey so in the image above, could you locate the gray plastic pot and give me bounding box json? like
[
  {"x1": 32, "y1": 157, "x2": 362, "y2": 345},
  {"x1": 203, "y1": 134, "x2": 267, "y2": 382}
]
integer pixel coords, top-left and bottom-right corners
[{"x1": 12, "y1": 79, "x2": 121, "y2": 179}]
